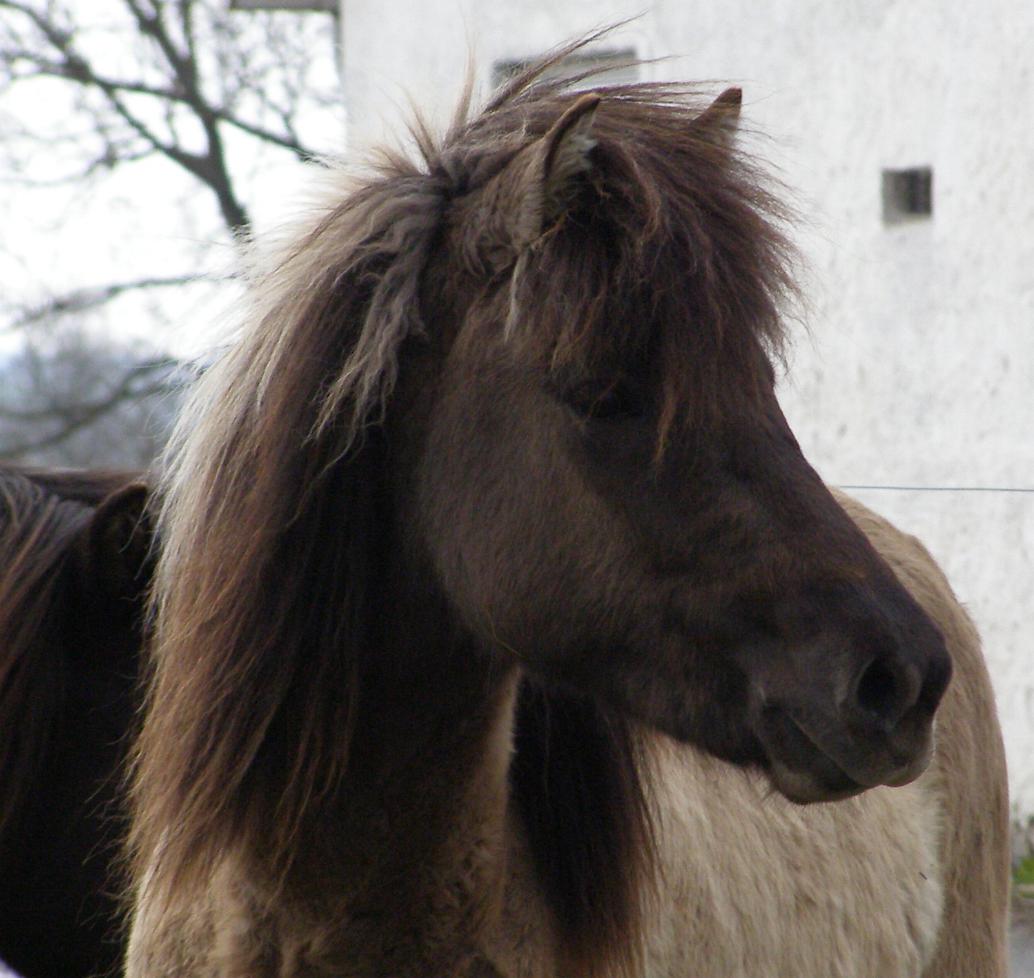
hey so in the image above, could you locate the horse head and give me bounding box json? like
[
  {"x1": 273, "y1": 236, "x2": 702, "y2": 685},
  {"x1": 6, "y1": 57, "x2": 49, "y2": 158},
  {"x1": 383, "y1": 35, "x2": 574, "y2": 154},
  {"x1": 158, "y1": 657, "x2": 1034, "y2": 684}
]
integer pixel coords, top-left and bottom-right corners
[{"x1": 408, "y1": 86, "x2": 950, "y2": 803}]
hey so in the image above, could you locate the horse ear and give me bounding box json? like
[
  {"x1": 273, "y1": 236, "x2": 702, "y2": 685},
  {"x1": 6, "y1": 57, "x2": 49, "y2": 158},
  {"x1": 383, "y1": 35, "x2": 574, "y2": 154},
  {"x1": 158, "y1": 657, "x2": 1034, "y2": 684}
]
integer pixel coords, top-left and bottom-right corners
[
  {"x1": 465, "y1": 93, "x2": 600, "y2": 269},
  {"x1": 513, "y1": 93, "x2": 601, "y2": 247},
  {"x1": 691, "y1": 87, "x2": 742, "y2": 151},
  {"x1": 75, "y1": 482, "x2": 152, "y2": 606}
]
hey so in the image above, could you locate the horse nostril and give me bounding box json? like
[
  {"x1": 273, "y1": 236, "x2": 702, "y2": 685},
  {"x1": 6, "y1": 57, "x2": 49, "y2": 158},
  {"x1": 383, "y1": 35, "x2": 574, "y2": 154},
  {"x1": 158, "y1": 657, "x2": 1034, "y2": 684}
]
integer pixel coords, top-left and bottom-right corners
[{"x1": 853, "y1": 657, "x2": 908, "y2": 727}]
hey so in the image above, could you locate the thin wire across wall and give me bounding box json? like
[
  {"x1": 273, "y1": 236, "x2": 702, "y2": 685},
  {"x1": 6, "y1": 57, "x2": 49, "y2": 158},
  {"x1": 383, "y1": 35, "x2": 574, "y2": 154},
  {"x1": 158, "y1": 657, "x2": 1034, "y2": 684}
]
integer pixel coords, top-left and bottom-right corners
[{"x1": 838, "y1": 485, "x2": 1034, "y2": 494}]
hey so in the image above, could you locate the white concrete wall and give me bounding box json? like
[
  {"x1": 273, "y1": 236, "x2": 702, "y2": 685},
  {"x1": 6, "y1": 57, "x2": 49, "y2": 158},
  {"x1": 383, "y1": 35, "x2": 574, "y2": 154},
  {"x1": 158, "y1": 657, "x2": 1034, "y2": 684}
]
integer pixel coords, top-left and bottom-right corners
[{"x1": 340, "y1": 0, "x2": 1034, "y2": 819}]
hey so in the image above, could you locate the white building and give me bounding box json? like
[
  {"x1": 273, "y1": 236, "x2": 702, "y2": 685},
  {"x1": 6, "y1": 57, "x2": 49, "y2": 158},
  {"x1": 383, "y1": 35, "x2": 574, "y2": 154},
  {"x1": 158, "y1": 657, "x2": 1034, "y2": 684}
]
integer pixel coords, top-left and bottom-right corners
[{"x1": 335, "y1": 1, "x2": 1034, "y2": 823}]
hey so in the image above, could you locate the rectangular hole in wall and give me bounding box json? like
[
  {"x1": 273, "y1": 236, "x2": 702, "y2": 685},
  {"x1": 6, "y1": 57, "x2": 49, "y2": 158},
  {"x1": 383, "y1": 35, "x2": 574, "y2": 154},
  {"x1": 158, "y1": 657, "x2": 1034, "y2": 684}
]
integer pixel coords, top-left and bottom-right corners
[{"x1": 882, "y1": 167, "x2": 933, "y2": 223}]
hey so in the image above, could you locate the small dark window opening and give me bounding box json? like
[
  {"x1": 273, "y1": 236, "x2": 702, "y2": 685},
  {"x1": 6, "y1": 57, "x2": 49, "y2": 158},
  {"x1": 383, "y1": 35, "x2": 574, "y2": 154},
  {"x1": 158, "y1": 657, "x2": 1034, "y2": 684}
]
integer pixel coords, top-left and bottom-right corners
[{"x1": 882, "y1": 167, "x2": 933, "y2": 223}]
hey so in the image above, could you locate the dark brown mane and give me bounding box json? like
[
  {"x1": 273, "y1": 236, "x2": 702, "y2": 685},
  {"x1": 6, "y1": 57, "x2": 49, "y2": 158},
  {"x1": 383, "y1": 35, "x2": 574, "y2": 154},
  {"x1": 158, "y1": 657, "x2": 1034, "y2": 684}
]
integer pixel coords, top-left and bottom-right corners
[
  {"x1": 309, "y1": 34, "x2": 797, "y2": 453},
  {"x1": 0, "y1": 468, "x2": 122, "y2": 840},
  {"x1": 18, "y1": 467, "x2": 142, "y2": 506},
  {"x1": 0, "y1": 465, "x2": 149, "y2": 978},
  {"x1": 131, "y1": 37, "x2": 801, "y2": 977},
  {"x1": 511, "y1": 682, "x2": 656, "y2": 976}
]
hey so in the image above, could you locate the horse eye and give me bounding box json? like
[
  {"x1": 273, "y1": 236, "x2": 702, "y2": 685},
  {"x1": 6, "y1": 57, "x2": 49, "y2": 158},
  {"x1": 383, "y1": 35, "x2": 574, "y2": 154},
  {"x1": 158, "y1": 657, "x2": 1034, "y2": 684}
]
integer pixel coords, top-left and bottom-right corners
[{"x1": 563, "y1": 380, "x2": 646, "y2": 421}]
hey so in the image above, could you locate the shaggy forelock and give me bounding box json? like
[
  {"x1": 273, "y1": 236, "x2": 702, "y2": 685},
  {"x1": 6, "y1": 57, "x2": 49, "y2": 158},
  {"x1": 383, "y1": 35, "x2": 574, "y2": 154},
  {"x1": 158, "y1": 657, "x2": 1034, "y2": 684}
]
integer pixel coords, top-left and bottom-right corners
[
  {"x1": 441, "y1": 77, "x2": 798, "y2": 438},
  {"x1": 205, "y1": 39, "x2": 799, "y2": 458}
]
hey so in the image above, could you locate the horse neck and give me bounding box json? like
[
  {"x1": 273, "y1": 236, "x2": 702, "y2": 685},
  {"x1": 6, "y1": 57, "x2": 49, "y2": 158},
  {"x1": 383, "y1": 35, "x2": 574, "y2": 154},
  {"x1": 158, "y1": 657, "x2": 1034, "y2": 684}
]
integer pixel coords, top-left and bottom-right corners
[{"x1": 282, "y1": 563, "x2": 521, "y2": 977}]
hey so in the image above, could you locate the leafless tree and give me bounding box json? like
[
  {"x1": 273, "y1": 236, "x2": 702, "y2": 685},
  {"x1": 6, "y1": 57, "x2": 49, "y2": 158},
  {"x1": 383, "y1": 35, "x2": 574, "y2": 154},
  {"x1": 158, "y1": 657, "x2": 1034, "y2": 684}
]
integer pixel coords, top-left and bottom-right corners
[
  {"x1": 0, "y1": 322, "x2": 183, "y2": 467},
  {"x1": 0, "y1": 0, "x2": 341, "y2": 464}
]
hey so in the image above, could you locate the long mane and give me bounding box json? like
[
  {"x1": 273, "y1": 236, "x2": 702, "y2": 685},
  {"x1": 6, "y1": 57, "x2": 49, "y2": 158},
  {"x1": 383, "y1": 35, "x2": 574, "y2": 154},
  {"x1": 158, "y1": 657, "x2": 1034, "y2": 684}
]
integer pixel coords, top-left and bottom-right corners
[
  {"x1": 0, "y1": 468, "x2": 133, "y2": 842},
  {"x1": 130, "y1": 33, "x2": 798, "y2": 971}
]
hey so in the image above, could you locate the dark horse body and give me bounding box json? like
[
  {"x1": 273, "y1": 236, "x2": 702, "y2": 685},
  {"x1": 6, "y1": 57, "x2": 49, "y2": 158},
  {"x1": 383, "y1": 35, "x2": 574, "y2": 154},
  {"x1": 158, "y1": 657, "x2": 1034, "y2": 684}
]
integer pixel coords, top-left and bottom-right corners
[{"x1": 0, "y1": 468, "x2": 148, "y2": 978}]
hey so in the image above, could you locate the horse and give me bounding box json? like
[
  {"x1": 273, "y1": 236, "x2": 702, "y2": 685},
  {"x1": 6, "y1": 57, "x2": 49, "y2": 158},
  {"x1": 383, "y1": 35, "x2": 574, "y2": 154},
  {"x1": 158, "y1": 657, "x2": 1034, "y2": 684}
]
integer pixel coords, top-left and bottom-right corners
[
  {"x1": 123, "y1": 44, "x2": 1009, "y2": 978},
  {"x1": 0, "y1": 467, "x2": 149, "y2": 978}
]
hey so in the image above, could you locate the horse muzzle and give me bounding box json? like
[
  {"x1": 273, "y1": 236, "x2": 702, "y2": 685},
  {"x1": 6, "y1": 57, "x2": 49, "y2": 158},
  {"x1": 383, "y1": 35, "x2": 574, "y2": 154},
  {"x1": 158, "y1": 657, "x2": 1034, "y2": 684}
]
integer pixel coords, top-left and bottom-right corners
[
  {"x1": 757, "y1": 702, "x2": 937, "y2": 803},
  {"x1": 748, "y1": 626, "x2": 952, "y2": 804}
]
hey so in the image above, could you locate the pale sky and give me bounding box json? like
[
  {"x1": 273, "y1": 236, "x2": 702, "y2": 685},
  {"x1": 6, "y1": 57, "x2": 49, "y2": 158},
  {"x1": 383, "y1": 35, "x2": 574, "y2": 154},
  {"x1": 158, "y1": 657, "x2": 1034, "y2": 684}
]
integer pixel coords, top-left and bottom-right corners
[{"x1": 0, "y1": 4, "x2": 342, "y2": 360}]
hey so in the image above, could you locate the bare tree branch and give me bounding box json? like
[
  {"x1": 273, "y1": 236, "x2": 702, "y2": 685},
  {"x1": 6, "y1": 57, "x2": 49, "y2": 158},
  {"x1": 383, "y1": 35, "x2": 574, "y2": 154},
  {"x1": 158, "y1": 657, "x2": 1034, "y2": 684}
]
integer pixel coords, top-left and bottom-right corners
[
  {"x1": 0, "y1": 0, "x2": 340, "y2": 464},
  {"x1": 0, "y1": 358, "x2": 176, "y2": 423},
  {"x1": 3, "y1": 275, "x2": 213, "y2": 332},
  {"x1": 0, "y1": 332, "x2": 184, "y2": 465},
  {"x1": 1, "y1": 0, "x2": 340, "y2": 232}
]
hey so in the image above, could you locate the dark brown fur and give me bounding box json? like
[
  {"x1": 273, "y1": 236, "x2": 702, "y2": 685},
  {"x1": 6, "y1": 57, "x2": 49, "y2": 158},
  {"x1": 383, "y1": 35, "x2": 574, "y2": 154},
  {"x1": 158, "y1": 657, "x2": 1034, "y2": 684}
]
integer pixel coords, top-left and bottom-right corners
[
  {"x1": 510, "y1": 682, "x2": 656, "y2": 975},
  {"x1": 0, "y1": 468, "x2": 138, "y2": 840},
  {"x1": 0, "y1": 467, "x2": 148, "y2": 978}
]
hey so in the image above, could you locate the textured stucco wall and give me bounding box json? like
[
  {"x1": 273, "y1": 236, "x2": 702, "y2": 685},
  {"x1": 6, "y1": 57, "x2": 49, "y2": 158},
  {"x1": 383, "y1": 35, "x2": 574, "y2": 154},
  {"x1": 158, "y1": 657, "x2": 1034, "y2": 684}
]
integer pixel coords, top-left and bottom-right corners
[{"x1": 340, "y1": 0, "x2": 1034, "y2": 818}]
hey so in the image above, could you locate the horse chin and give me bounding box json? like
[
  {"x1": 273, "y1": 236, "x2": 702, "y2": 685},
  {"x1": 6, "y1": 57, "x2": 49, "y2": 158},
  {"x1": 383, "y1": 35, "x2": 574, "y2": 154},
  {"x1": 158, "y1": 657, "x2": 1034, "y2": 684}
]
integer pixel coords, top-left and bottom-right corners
[
  {"x1": 755, "y1": 706, "x2": 933, "y2": 805},
  {"x1": 765, "y1": 757, "x2": 868, "y2": 805},
  {"x1": 756, "y1": 713, "x2": 869, "y2": 804}
]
